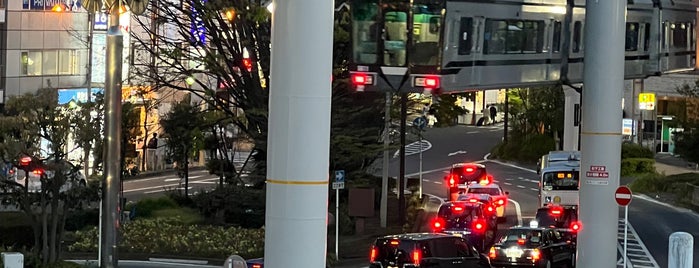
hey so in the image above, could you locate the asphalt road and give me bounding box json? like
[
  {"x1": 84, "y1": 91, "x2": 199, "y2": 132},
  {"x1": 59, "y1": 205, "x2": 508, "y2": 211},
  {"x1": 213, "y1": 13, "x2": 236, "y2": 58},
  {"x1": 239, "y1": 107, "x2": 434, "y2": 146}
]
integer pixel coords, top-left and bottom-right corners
[{"x1": 122, "y1": 169, "x2": 220, "y2": 202}]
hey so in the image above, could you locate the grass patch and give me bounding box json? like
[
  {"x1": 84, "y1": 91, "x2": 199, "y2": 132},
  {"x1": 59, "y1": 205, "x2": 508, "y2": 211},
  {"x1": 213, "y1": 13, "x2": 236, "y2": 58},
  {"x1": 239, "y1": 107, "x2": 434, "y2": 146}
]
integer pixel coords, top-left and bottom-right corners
[
  {"x1": 630, "y1": 172, "x2": 699, "y2": 212},
  {"x1": 150, "y1": 207, "x2": 203, "y2": 225}
]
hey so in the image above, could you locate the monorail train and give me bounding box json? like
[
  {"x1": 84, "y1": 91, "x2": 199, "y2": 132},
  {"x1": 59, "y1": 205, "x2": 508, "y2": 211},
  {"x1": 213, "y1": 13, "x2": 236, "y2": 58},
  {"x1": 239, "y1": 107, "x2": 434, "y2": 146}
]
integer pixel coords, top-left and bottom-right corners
[{"x1": 349, "y1": 0, "x2": 697, "y2": 93}]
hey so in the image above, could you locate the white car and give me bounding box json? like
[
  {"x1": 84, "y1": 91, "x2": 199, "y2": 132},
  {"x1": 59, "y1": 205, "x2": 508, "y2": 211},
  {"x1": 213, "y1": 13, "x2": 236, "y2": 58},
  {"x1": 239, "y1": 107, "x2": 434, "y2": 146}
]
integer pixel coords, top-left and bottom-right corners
[{"x1": 459, "y1": 183, "x2": 509, "y2": 220}]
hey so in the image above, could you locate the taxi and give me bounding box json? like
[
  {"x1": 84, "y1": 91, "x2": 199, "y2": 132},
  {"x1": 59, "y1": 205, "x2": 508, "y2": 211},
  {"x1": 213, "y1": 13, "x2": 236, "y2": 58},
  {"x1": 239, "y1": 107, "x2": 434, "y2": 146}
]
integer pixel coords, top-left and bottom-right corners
[
  {"x1": 433, "y1": 201, "x2": 497, "y2": 251},
  {"x1": 488, "y1": 224, "x2": 576, "y2": 268},
  {"x1": 460, "y1": 183, "x2": 509, "y2": 220}
]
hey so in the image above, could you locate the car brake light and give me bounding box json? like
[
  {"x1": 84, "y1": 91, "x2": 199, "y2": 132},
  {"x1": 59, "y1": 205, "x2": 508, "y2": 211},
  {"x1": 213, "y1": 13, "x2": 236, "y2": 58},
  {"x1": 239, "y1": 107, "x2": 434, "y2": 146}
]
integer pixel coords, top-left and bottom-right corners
[
  {"x1": 390, "y1": 240, "x2": 400, "y2": 246},
  {"x1": 469, "y1": 198, "x2": 478, "y2": 203},
  {"x1": 550, "y1": 207, "x2": 563, "y2": 216},
  {"x1": 571, "y1": 221, "x2": 582, "y2": 232},
  {"x1": 370, "y1": 246, "x2": 377, "y2": 262},
  {"x1": 488, "y1": 247, "x2": 497, "y2": 259},
  {"x1": 452, "y1": 206, "x2": 464, "y2": 212},
  {"x1": 448, "y1": 174, "x2": 456, "y2": 187},
  {"x1": 32, "y1": 169, "x2": 43, "y2": 175},
  {"x1": 251, "y1": 264, "x2": 262, "y2": 268},
  {"x1": 485, "y1": 205, "x2": 494, "y2": 214},
  {"x1": 8, "y1": 169, "x2": 14, "y2": 175},
  {"x1": 473, "y1": 220, "x2": 485, "y2": 231},
  {"x1": 352, "y1": 73, "x2": 367, "y2": 85},
  {"x1": 465, "y1": 167, "x2": 474, "y2": 173},
  {"x1": 531, "y1": 248, "x2": 541, "y2": 261},
  {"x1": 432, "y1": 218, "x2": 445, "y2": 231},
  {"x1": 497, "y1": 199, "x2": 505, "y2": 206},
  {"x1": 412, "y1": 249, "x2": 421, "y2": 265},
  {"x1": 518, "y1": 238, "x2": 526, "y2": 245}
]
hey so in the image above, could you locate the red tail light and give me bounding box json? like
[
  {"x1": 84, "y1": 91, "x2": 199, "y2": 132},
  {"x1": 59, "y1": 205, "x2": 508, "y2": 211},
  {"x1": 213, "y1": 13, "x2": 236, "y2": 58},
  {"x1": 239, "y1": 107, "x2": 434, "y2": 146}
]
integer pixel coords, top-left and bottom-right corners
[
  {"x1": 496, "y1": 199, "x2": 506, "y2": 206},
  {"x1": 424, "y1": 77, "x2": 439, "y2": 88},
  {"x1": 242, "y1": 58, "x2": 253, "y2": 72},
  {"x1": 488, "y1": 247, "x2": 497, "y2": 259},
  {"x1": 485, "y1": 205, "x2": 495, "y2": 214},
  {"x1": 452, "y1": 206, "x2": 464, "y2": 213},
  {"x1": 447, "y1": 174, "x2": 456, "y2": 187},
  {"x1": 19, "y1": 156, "x2": 31, "y2": 166},
  {"x1": 412, "y1": 249, "x2": 421, "y2": 265},
  {"x1": 531, "y1": 248, "x2": 541, "y2": 261},
  {"x1": 432, "y1": 218, "x2": 446, "y2": 232},
  {"x1": 465, "y1": 167, "x2": 474, "y2": 173},
  {"x1": 517, "y1": 238, "x2": 526, "y2": 245},
  {"x1": 251, "y1": 264, "x2": 262, "y2": 268},
  {"x1": 550, "y1": 207, "x2": 563, "y2": 216},
  {"x1": 473, "y1": 220, "x2": 485, "y2": 232},
  {"x1": 370, "y1": 245, "x2": 378, "y2": 262},
  {"x1": 352, "y1": 74, "x2": 367, "y2": 85},
  {"x1": 469, "y1": 198, "x2": 478, "y2": 203},
  {"x1": 570, "y1": 221, "x2": 582, "y2": 232},
  {"x1": 32, "y1": 169, "x2": 43, "y2": 175}
]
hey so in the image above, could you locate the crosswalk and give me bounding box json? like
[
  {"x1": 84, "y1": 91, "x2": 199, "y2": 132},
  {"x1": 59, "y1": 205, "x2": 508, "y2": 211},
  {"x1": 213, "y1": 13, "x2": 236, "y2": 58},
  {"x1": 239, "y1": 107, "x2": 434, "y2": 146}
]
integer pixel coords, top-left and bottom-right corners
[
  {"x1": 393, "y1": 140, "x2": 432, "y2": 158},
  {"x1": 616, "y1": 219, "x2": 660, "y2": 268}
]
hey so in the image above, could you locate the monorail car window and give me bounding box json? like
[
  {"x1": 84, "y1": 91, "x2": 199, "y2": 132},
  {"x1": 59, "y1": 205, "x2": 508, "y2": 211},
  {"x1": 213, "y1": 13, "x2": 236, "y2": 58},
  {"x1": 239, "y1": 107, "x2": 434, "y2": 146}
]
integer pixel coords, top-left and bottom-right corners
[
  {"x1": 671, "y1": 23, "x2": 689, "y2": 49},
  {"x1": 458, "y1": 17, "x2": 473, "y2": 55},
  {"x1": 625, "y1": 23, "x2": 639, "y2": 51},
  {"x1": 662, "y1": 21, "x2": 667, "y2": 49},
  {"x1": 644, "y1": 23, "x2": 651, "y2": 51},
  {"x1": 411, "y1": 4, "x2": 442, "y2": 66},
  {"x1": 572, "y1": 21, "x2": 582, "y2": 53},
  {"x1": 552, "y1": 21, "x2": 562, "y2": 53},
  {"x1": 484, "y1": 19, "x2": 544, "y2": 54},
  {"x1": 351, "y1": 0, "x2": 379, "y2": 64}
]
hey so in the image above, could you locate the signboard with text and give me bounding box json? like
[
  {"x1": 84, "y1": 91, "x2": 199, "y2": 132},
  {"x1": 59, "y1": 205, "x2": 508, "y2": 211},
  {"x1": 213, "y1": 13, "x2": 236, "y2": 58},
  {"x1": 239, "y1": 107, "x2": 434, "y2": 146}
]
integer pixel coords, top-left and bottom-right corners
[
  {"x1": 638, "y1": 93, "x2": 656, "y2": 110},
  {"x1": 23, "y1": 0, "x2": 84, "y2": 11},
  {"x1": 586, "y1": 165, "x2": 609, "y2": 178}
]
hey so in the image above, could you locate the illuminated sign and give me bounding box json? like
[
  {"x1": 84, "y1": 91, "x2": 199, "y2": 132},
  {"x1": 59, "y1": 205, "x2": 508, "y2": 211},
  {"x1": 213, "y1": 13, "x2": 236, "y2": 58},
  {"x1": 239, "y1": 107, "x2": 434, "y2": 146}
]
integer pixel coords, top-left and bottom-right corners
[
  {"x1": 639, "y1": 93, "x2": 656, "y2": 110},
  {"x1": 58, "y1": 88, "x2": 104, "y2": 104},
  {"x1": 94, "y1": 12, "x2": 108, "y2": 31},
  {"x1": 23, "y1": 0, "x2": 84, "y2": 11},
  {"x1": 190, "y1": 0, "x2": 207, "y2": 46}
]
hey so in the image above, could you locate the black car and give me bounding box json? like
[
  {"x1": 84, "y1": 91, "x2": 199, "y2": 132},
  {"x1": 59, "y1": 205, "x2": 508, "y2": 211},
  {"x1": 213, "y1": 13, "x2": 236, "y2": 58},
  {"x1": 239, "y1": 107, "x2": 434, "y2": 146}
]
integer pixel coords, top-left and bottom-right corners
[
  {"x1": 433, "y1": 201, "x2": 497, "y2": 251},
  {"x1": 445, "y1": 163, "x2": 489, "y2": 199},
  {"x1": 534, "y1": 206, "x2": 580, "y2": 231},
  {"x1": 488, "y1": 227, "x2": 576, "y2": 268},
  {"x1": 369, "y1": 233, "x2": 493, "y2": 268}
]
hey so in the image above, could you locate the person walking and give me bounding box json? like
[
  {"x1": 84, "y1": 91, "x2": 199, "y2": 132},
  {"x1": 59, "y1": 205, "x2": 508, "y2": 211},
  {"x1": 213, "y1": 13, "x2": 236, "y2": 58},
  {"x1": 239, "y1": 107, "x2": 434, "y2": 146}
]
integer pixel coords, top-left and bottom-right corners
[{"x1": 489, "y1": 104, "x2": 497, "y2": 124}]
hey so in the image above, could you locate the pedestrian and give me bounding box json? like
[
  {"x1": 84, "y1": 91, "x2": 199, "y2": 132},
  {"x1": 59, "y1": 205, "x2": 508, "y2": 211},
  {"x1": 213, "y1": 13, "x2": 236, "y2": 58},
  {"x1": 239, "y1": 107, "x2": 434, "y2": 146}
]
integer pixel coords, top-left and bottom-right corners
[
  {"x1": 489, "y1": 105, "x2": 497, "y2": 124},
  {"x1": 427, "y1": 114, "x2": 438, "y2": 128}
]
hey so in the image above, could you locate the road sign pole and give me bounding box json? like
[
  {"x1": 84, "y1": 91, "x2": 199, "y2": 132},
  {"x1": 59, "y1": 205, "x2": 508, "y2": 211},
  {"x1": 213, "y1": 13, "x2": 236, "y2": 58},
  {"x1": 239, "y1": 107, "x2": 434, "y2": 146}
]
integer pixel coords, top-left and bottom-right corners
[
  {"x1": 578, "y1": 0, "x2": 626, "y2": 267},
  {"x1": 335, "y1": 187, "x2": 339, "y2": 260},
  {"x1": 419, "y1": 134, "x2": 423, "y2": 197},
  {"x1": 381, "y1": 92, "x2": 391, "y2": 228},
  {"x1": 624, "y1": 206, "x2": 629, "y2": 268}
]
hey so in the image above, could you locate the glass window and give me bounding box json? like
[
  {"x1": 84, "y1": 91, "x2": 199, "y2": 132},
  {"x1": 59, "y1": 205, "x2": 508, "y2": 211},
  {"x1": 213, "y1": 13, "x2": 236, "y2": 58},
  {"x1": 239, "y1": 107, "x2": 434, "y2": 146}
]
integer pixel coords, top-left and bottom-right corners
[
  {"x1": 552, "y1": 21, "x2": 562, "y2": 53},
  {"x1": 662, "y1": 21, "x2": 667, "y2": 49},
  {"x1": 410, "y1": 3, "x2": 442, "y2": 66},
  {"x1": 430, "y1": 238, "x2": 458, "y2": 258},
  {"x1": 644, "y1": 23, "x2": 651, "y2": 51},
  {"x1": 572, "y1": 21, "x2": 582, "y2": 53},
  {"x1": 22, "y1": 51, "x2": 42, "y2": 76},
  {"x1": 542, "y1": 171, "x2": 579, "y2": 190},
  {"x1": 672, "y1": 22, "x2": 688, "y2": 49},
  {"x1": 43, "y1": 51, "x2": 58, "y2": 75},
  {"x1": 458, "y1": 17, "x2": 473, "y2": 55},
  {"x1": 626, "y1": 23, "x2": 639, "y2": 51},
  {"x1": 384, "y1": 9, "x2": 408, "y2": 66},
  {"x1": 467, "y1": 187, "x2": 501, "y2": 195},
  {"x1": 59, "y1": 50, "x2": 76, "y2": 75},
  {"x1": 455, "y1": 239, "x2": 477, "y2": 257},
  {"x1": 351, "y1": 0, "x2": 379, "y2": 64},
  {"x1": 484, "y1": 19, "x2": 544, "y2": 54}
]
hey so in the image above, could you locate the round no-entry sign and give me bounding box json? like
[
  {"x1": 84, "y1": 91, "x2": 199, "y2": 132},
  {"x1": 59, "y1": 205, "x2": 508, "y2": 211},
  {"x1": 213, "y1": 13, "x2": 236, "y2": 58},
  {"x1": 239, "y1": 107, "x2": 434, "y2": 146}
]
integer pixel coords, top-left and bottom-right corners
[{"x1": 615, "y1": 186, "x2": 633, "y2": 206}]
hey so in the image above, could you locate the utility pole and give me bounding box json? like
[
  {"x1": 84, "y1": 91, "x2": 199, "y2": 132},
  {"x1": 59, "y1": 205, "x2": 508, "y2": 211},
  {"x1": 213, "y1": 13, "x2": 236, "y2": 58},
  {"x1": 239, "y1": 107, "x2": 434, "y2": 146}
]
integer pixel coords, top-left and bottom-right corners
[
  {"x1": 380, "y1": 92, "x2": 391, "y2": 227},
  {"x1": 264, "y1": 0, "x2": 334, "y2": 267},
  {"x1": 577, "y1": 0, "x2": 626, "y2": 267},
  {"x1": 398, "y1": 92, "x2": 407, "y2": 225},
  {"x1": 503, "y1": 90, "x2": 508, "y2": 143},
  {"x1": 101, "y1": 2, "x2": 123, "y2": 267}
]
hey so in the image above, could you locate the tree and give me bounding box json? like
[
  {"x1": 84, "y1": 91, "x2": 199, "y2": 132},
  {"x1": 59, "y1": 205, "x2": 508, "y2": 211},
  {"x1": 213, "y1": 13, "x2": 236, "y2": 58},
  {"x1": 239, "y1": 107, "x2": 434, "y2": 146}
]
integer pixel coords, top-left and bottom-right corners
[
  {"x1": 122, "y1": 102, "x2": 143, "y2": 176},
  {"x1": 72, "y1": 92, "x2": 105, "y2": 176},
  {"x1": 0, "y1": 88, "x2": 99, "y2": 265},
  {"x1": 161, "y1": 97, "x2": 204, "y2": 197},
  {"x1": 673, "y1": 81, "x2": 699, "y2": 163}
]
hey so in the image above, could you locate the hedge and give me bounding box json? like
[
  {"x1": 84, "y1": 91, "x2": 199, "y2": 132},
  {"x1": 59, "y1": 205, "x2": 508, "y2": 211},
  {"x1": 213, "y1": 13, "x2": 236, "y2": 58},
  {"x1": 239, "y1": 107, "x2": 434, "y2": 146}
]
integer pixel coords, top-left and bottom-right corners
[
  {"x1": 69, "y1": 217, "x2": 264, "y2": 259},
  {"x1": 621, "y1": 143, "x2": 654, "y2": 159},
  {"x1": 621, "y1": 158, "x2": 656, "y2": 176}
]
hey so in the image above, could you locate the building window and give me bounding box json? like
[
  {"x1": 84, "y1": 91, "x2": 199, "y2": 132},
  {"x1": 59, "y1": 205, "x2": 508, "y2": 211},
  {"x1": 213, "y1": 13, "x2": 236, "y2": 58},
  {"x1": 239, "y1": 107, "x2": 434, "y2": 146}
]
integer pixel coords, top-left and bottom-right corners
[
  {"x1": 22, "y1": 51, "x2": 42, "y2": 76},
  {"x1": 59, "y1": 50, "x2": 77, "y2": 75},
  {"x1": 43, "y1": 50, "x2": 58, "y2": 75},
  {"x1": 572, "y1": 21, "x2": 582, "y2": 53},
  {"x1": 625, "y1": 23, "x2": 639, "y2": 51}
]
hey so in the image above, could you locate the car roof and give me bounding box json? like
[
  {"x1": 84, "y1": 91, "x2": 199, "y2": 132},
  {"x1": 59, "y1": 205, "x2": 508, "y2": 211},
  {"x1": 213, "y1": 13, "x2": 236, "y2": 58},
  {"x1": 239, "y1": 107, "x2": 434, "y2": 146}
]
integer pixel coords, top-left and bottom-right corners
[
  {"x1": 466, "y1": 183, "x2": 501, "y2": 189},
  {"x1": 378, "y1": 233, "x2": 457, "y2": 241},
  {"x1": 452, "y1": 163, "x2": 485, "y2": 168}
]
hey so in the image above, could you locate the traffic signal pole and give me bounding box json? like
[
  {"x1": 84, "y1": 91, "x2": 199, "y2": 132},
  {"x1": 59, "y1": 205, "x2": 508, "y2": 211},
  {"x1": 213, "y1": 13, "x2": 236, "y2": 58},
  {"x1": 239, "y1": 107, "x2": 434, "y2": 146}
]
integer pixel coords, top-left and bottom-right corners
[
  {"x1": 264, "y1": 0, "x2": 334, "y2": 267},
  {"x1": 577, "y1": 0, "x2": 626, "y2": 267}
]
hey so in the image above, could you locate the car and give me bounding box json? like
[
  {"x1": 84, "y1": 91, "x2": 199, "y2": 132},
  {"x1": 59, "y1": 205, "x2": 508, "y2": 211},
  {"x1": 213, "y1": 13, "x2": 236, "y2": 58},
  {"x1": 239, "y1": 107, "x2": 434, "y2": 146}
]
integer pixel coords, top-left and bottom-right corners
[
  {"x1": 488, "y1": 226, "x2": 576, "y2": 268},
  {"x1": 369, "y1": 233, "x2": 493, "y2": 268},
  {"x1": 16, "y1": 160, "x2": 86, "y2": 193},
  {"x1": 461, "y1": 183, "x2": 509, "y2": 220},
  {"x1": 533, "y1": 206, "x2": 581, "y2": 243},
  {"x1": 445, "y1": 163, "x2": 490, "y2": 200},
  {"x1": 433, "y1": 201, "x2": 497, "y2": 251},
  {"x1": 246, "y1": 258, "x2": 263, "y2": 268}
]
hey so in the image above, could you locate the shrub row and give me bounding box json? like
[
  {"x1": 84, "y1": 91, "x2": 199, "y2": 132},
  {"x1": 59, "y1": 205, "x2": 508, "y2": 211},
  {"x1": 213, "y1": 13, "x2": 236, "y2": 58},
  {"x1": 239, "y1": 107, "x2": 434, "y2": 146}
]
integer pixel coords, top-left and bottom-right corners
[
  {"x1": 621, "y1": 158, "x2": 656, "y2": 176},
  {"x1": 621, "y1": 142, "x2": 654, "y2": 159},
  {"x1": 69, "y1": 217, "x2": 265, "y2": 259}
]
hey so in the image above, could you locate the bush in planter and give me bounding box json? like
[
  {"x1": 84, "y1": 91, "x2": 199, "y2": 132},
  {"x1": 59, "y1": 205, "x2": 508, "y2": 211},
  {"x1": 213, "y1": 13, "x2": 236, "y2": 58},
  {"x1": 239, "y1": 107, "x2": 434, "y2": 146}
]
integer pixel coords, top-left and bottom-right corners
[
  {"x1": 126, "y1": 196, "x2": 179, "y2": 218},
  {"x1": 621, "y1": 143, "x2": 654, "y2": 159},
  {"x1": 621, "y1": 158, "x2": 656, "y2": 176}
]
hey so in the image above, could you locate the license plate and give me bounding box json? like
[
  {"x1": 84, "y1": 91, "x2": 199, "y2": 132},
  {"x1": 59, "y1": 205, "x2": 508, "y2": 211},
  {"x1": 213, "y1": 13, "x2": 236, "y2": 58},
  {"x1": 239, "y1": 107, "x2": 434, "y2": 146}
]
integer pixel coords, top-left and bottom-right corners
[{"x1": 505, "y1": 247, "x2": 523, "y2": 258}]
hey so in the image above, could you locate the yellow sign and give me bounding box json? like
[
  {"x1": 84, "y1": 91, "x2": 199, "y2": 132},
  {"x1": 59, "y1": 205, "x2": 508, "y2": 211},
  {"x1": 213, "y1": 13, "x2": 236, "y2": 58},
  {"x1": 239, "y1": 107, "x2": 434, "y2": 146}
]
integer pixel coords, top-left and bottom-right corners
[{"x1": 639, "y1": 93, "x2": 656, "y2": 110}]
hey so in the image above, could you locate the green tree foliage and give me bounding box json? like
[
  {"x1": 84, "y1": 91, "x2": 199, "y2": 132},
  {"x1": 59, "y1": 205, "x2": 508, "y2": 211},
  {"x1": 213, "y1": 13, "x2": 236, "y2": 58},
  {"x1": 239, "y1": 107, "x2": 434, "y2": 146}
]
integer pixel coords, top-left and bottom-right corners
[
  {"x1": 674, "y1": 80, "x2": 699, "y2": 163},
  {"x1": 431, "y1": 94, "x2": 468, "y2": 127},
  {"x1": 0, "y1": 88, "x2": 99, "y2": 265},
  {"x1": 72, "y1": 92, "x2": 104, "y2": 175},
  {"x1": 160, "y1": 98, "x2": 204, "y2": 196},
  {"x1": 122, "y1": 102, "x2": 143, "y2": 174}
]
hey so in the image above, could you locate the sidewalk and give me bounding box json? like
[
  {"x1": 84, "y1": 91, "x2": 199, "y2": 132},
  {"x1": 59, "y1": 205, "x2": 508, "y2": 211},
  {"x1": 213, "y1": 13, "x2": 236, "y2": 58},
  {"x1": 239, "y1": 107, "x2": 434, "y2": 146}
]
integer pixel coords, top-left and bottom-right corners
[{"x1": 654, "y1": 153, "x2": 698, "y2": 176}]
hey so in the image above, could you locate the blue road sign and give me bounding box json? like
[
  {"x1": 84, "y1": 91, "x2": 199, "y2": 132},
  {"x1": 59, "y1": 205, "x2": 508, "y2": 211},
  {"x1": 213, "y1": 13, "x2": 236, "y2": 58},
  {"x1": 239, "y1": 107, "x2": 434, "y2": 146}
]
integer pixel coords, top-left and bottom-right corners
[
  {"x1": 413, "y1": 116, "x2": 427, "y2": 130},
  {"x1": 335, "y1": 170, "x2": 345, "y2": 182}
]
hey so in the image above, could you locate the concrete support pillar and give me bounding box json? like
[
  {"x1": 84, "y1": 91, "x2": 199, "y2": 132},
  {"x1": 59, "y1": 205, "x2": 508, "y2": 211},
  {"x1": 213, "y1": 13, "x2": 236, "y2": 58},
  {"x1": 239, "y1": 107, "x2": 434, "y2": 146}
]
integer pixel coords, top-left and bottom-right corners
[
  {"x1": 577, "y1": 0, "x2": 626, "y2": 267},
  {"x1": 563, "y1": 86, "x2": 580, "y2": 151},
  {"x1": 264, "y1": 0, "x2": 334, "y2": 267}
]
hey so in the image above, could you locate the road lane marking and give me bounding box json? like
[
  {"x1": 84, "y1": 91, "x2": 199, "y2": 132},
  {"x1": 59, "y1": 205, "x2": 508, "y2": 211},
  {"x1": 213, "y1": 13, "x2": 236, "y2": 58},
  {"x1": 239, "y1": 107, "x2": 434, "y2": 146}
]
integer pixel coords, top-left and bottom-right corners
[
  {"x1": 466, "y1": 131, "x2": 478, "y2": 134},
  {"x1": 488, "y1": 159, "x2": 537, "y2": 173},
  {"x1": 124, "y1": 177, "x2": 218, "y2": 193},
  {"x1": 448, "y1": 150, "x2": 468, "y2": 156},
  {"x1": 164, "y1": 178, "x2": 180, "y2": 182},
  {"x1": 406, "y1": 159, "x2": 487, "y2": 177},
  {"x1": 508, "y1": 199, "x2": 523, "y2": 226},
  {"x1": 503, "y1": 182, "x2": 512, "y2": 185},
  {"x1": 616, "y1": 219, "x2": 660, "y2": 268},
  {"x1": 432, "y1": 181, "x2": 442, "y2": 184},
  {"x1": 123, "y1": 170, "x2": 209, "y2": 183},
  {"x1": 516, "y1": 185, "x2": 525, "y2": 188},
  {"x1": 144, "y1": 186, "x2": 192, "y2": 194},
  {"x1": 529, "y1": 188, "x2": 537, "y2": 191}
]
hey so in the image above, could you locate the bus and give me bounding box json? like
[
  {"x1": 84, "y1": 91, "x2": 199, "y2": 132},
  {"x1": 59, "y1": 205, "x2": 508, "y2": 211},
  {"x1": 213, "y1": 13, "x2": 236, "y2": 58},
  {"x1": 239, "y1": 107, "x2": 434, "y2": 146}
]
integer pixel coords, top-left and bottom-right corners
[{"x1": 537, "y1": 151, "x2": 580, "y2": 207}]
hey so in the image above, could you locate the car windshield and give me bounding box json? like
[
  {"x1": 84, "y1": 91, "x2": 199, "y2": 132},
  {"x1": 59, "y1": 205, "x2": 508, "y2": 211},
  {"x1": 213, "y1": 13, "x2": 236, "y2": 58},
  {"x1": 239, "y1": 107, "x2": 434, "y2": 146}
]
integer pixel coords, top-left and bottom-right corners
[
  {"x1": 438, "y1": 205, "x2": 477, "y2": 229},
  {"x1": 535, "y1": 209, "x2": 577, "y2": 228},
  {"x1": 499, "y1": 229, "x2": 543, "y2": 245},
  {"x1": 452, "y1": 166, "x2": 486, "y2": 182},
  {"x1": 542, "y1": 171, "x2": 579, "y2": 190},
  {"x1": 374, "y1": 239, "x2": 419, "y2": 264},
  {"x1": 467, "y1": 187, "x2": 500, "y2": 195}
]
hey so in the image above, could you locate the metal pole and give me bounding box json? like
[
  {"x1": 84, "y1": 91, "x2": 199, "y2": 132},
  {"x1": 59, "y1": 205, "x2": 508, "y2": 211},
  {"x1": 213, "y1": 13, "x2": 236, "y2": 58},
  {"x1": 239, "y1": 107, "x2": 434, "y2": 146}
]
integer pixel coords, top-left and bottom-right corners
[
  {"x1": 661, "y1": 119, "x2": 665, "y2": 153},
  {"x1": 419, "y1": 134, "x2": 423, "y2": 197},
  {"x1": 335, "y1": 188, "x2": 339, "y2": 260},
  {"x1": 101, "y1": 2, "x2": 123, "y2": 267},
  {"x1": 624, "y1": 205, "x2": 629, "y2": 268},
  {"x1": 381, "y1": 92, "x2": 391, "y2": 228},
  {"x1": 264, "y1": 0, "x2": 333, "y2": 266},
  {"x1": 503, "y1": 90, "x2": 508, "y2": 143},
  {"x1": 398, "y1": 92, "x2": 407, "y2": 225},
  {"x1": 577, "y1": 0, "x2": 625, "y2": 267}
]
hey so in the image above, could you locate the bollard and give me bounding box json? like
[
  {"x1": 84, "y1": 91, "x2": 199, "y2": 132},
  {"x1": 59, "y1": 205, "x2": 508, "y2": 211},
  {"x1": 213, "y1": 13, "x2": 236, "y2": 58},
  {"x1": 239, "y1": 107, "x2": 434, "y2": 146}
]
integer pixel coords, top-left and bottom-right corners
[
  {"x1": 1, "y1": 252, "x2": 24, "y2": 268},
  {"x1": 668, "y1": 232, "x2": 694, "y2": 268}
]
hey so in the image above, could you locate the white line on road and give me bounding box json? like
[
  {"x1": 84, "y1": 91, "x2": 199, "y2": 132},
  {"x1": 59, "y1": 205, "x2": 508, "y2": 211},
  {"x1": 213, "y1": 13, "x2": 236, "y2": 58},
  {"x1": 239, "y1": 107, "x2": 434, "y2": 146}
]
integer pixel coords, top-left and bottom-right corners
[
  {"x1": 503, "y1": 182, "x2": 512, "y2": 185},
  {"x1": 164, "y1": 178, "x2": 180, "y2": 182},
  {"x1": 509, "y1": 199, "x2": 523, "y2": 226},
  {"x1": 432, "y1": 181, "x2": 442, "y2": 184},
  {"x1": 448, "y1": 150, "x2": 467, "y2": 156},
  {"x1": 144, "y1": 186, "x2": 192, "y2": 194},
  {"x1": 516, "y1": 185, "x2": 525, "y2": 189},
  {"x1": 488, "y1": 159, "x2": 537, "y2": 173},
  {"x1": 466, "y1": 131, "x2": 478, "y2": 134},
  {"x1": 406, "y1": 159, "x2": 487, "y2": 177},
  {"x1": 529, "y1": 188, "x2": 537, "y2": 191}
]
